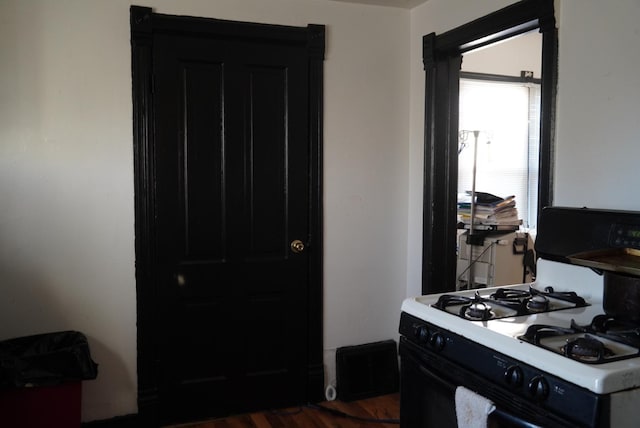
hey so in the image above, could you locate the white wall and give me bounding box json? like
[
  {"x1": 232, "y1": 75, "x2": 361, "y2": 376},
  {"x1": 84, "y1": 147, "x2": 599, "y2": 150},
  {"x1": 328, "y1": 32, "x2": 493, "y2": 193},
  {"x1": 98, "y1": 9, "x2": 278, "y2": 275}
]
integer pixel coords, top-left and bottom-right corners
[
  {"x1": 0, "y1": 0, "x2": 410, "y2": 422},
  {"x1": 407, "y1": 0, "x2": 640, "y2": 297},
  {"x1": 554, "y1": 0, "x2": 640, "y2": 210},
  {"x1": 0, "y1": 1, "x2": 137, "y2": 419}
]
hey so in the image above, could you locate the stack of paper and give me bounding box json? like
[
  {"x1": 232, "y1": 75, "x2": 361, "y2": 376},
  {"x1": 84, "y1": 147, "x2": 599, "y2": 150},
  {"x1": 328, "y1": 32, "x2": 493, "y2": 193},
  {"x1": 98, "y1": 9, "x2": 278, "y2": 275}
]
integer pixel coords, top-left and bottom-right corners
[{"x1": 457, "y1": 192, "x2": 521, "y2": 230}]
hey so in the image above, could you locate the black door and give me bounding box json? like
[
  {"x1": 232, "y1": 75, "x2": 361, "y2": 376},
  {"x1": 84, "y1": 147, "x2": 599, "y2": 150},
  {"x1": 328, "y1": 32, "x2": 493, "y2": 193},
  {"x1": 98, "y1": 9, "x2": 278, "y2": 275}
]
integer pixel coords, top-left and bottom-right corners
[{"x1": 131, "y1": 8, "x2": 325, "y2": 425}]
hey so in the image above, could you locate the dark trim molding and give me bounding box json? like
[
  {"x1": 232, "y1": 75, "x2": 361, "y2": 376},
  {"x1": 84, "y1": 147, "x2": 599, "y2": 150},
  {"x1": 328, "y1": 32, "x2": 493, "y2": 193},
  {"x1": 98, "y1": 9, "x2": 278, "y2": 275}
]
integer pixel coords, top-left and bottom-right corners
[
  {"x1": 538, "y1": 25, "x2": 558, "y2": 223},
  {"x1": 130, "y1": 6, "x2": 160, "y2": 426},
  {"x1": 306, "y1": 23, "x2": 326, "y2": 404},
  {"x1": 130, "y1": 6, "x2": 325, "y2": 423},
  {"x1": 421, "y1": 0, "x2": 557, "y2": 294},
  {"x1": 460, "y1": 71, "x2": 542, "y2": 85},
  {"x1": 427, "y1": 0, "x2": 547, "y2": 58}
]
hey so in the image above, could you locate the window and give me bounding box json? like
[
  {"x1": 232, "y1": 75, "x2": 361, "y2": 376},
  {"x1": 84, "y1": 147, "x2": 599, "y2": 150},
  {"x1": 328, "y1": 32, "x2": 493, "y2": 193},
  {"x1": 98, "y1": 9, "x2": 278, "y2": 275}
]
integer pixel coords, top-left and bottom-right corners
[{"x1": 458, "y1": 77, "x2": 541, "y2": 230}]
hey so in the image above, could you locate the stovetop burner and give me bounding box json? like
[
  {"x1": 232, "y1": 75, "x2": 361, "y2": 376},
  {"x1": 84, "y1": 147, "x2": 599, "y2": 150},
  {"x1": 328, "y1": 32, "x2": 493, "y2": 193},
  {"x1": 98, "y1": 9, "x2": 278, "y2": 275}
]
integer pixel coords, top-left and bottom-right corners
[
  {"x1": 563, "y1": 335, "x2": 614, "y2": 361},
  {"x1": 519, "y1": 317, "x2": 640, "y2": 364},
  {"x1": 526, "y1": 294, "x2": 549, "y2": 312},
  {"x1": 465, "y1": 301, "x2": 493, "y2": 320},
  {"x1": 433, "y1": 286, "x2": 589, "y2": 320},
  {"x1": 434, "y1": 292, "x2": 518, "y2": 320}
]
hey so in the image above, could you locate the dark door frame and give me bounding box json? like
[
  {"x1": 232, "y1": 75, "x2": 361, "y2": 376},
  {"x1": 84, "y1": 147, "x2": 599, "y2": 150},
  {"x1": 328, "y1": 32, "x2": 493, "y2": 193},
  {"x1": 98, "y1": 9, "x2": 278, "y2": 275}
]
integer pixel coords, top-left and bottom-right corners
[
  {"x1": 130, "y1": 6, "x2": 325, "y2": 423},
  {"x1": 421, "y1": 0, "x2": 557, "y2": 294}
]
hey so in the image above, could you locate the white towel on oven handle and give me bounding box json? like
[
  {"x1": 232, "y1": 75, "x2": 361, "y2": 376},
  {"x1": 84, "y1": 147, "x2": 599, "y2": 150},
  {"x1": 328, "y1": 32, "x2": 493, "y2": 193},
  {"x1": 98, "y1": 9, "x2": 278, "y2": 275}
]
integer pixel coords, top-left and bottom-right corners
[{"x1": 455, "y1": 386, "x2": 496, "y2": 428}]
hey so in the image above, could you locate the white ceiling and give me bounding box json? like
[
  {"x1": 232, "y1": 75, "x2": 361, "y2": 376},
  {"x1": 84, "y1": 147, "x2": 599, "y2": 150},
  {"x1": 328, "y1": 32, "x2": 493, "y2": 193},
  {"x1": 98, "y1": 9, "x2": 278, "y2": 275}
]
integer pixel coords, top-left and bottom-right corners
[{"x1": 328, "y1": 0, "x2": 428, "y2": 9}]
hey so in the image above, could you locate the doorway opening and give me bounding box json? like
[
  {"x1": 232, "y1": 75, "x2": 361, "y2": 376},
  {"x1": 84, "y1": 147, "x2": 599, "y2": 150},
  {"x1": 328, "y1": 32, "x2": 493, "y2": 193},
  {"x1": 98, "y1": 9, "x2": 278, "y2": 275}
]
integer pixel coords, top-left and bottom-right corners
[
  {"x1": 421, "y1": 0, "x2": 557, "y2": 294},
  {"x1": 455, "y1": 29, "x2": 542, "y2": 289}
]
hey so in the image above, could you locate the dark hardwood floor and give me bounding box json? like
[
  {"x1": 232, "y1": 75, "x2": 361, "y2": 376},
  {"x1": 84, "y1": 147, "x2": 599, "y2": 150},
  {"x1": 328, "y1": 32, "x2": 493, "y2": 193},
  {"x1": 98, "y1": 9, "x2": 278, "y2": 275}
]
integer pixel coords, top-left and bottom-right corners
[{"x1": 165, "y1": 393, "x2": 400, "y2": 428}]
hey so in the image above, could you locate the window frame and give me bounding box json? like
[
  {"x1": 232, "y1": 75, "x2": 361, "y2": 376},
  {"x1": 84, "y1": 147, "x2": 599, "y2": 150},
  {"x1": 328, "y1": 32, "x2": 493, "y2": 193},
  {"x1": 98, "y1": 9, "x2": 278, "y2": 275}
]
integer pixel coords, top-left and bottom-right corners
[{"x1": 457, "y1": 74, "x2": 542, "y2": 229}]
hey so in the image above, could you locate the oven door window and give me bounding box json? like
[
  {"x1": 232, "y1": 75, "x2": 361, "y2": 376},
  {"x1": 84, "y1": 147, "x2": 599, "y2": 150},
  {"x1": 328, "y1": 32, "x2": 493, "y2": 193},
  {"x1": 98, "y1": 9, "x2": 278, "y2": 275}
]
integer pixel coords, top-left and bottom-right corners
[{"x1": 400, "y1": 338, "x2": 572, "y2": 428}]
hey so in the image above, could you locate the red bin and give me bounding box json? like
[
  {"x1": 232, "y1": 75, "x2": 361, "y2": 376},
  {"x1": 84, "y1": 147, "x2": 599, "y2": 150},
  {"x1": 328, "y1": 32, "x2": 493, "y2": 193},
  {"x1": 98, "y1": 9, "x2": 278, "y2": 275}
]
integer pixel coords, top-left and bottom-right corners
[
  {"x1": 0, "y1": 381, "x2": 82, "y2": 427},
  {"x1": 0, "y1": 331, "x2": 98, "y2": 427}
]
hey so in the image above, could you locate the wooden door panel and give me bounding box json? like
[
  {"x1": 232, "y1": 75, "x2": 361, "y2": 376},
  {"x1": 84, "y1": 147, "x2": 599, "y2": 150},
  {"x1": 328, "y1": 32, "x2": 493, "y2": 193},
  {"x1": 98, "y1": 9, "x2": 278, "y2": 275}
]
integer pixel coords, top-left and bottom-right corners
[
  {"x1": 172, "y1": 301, "x2": 232, "y2": 382},
  {"x1": 246, "y1": 295, "x2": 288, "y2": 374},
  {"x1": 154, "y1": 34, "x2": 310, "y2": 419},
  {"x1": 181, "y1": 62, "x2": 226, "y2": 261},
  {"x1": 244, "y1": 66, "x2": 288, "y2": 260},
  {"x1": 132, "y1": 8, "x2": 324, "y2": 424}
]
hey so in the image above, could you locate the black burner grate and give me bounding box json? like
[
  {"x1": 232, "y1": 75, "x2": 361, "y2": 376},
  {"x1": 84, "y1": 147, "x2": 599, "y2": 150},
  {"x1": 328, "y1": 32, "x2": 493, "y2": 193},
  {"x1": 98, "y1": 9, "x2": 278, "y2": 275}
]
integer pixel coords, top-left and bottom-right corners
[
  {"x1": 519, "y1": 318, "x2": 640, "y2": 364},
  {"x1": 433, "y1": 286, "x2": 589, "y2": 320}
]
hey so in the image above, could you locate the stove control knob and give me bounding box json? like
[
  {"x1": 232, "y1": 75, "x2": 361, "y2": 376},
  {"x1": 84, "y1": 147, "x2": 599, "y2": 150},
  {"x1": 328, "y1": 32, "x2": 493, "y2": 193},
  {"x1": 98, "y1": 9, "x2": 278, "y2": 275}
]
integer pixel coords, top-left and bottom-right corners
[
  {"x1": 528, "y1": 375, "x2": 549, "y2": 400},
  {"x1": 504, "y1": 365, "x2": 523, "y2": 387},
  {"x1": 429, "y1": 332, "x2": 445, "y2": 351},
  {"x1": 413, "y1": 324, "x2": 430, "y2": 344}
]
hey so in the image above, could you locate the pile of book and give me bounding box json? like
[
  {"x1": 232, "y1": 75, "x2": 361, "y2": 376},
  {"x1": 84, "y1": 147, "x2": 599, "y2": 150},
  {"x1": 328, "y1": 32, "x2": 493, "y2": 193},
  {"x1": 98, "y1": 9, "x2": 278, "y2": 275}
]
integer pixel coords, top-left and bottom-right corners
[{"x1": 457, "y1": 191, "x2": 522, "y2": 231}]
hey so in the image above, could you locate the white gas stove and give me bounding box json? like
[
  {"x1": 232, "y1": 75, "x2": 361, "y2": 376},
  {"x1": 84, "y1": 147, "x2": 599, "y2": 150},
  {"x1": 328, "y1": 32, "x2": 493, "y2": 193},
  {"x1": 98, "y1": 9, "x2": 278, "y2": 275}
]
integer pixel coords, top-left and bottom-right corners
[
  {"x1": 399, "y1": 207, "x2": 640, "y2": 428},
  {"x1": 402, "y1": 259, "x2": 640, "y2": 395}
]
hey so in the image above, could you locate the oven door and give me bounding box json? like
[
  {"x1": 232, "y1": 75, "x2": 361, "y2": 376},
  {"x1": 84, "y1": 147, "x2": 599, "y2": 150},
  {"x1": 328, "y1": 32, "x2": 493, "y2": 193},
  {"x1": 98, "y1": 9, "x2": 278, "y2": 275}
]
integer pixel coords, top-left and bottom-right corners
[{"x1": 399, "y1": 337, "x2": 577, "y2": 428}]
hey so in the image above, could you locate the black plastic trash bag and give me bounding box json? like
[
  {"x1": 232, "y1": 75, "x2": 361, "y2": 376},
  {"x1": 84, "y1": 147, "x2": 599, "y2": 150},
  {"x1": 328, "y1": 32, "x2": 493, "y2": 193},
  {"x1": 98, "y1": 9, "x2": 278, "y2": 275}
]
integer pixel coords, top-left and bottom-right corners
[{"x1": 0, "y1": 331, "x2": 98, "y2": 387}]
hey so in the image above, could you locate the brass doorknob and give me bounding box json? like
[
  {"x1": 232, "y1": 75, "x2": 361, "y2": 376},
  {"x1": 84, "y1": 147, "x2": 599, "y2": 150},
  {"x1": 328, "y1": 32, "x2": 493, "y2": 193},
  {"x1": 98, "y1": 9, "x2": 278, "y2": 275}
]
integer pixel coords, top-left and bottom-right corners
[
  {"x1": 175, "y1": 273, "x2": 186, "y2": 287},
  {"x1": 290, "y1": 239, "x2": 305, "y2": 253}
]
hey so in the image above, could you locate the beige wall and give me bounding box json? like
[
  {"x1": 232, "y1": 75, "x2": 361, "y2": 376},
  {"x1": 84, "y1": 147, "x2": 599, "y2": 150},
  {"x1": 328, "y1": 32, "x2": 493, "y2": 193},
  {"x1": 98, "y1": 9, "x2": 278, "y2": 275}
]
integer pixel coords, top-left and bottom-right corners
[
  {"x1": 406, "y1": 0, "x2": 640, "y2": 297},
  {"x1": 554, "y1": 0, "x2": 640, "y2": 209},
  {"x1": 0, "y1": 0, "x2": 409, "y2": 421},
  {"x1": 0, "y1": 1, "x2": 138, "y2": 419}
]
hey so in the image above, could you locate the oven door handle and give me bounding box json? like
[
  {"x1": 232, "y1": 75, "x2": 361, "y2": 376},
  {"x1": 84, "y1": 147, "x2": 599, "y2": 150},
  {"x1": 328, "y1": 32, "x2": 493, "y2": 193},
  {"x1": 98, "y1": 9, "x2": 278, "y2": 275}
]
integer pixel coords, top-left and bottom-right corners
[
  {"x1": 420, "y1": 362, "x2": 543, "y2": 428},
  {"x1": 401, "y1": 340, "x2": 457, "y2": 392},
  {"x1": 418, "y1": 360, "x2": 456, "y2": 392},
  {"x1": 403, "y1": 342, "x2": 544, "y2": 428},
  {"x1": 491, "y1": 409, "x2": 543, "y2": 428}
]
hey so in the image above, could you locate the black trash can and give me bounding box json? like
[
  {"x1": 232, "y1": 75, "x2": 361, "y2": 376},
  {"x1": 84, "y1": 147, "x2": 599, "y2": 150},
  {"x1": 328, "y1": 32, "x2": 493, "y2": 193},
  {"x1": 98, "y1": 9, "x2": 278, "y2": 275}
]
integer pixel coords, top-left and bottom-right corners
[{"x1": 0, "y1": 331, "x2": 98, "y2": 427}]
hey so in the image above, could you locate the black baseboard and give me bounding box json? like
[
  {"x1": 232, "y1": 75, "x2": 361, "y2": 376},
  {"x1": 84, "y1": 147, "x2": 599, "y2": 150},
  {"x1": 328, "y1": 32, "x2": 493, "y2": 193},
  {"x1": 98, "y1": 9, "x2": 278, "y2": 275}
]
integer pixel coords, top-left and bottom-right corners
[{"x1": 82, "y1": 414, "x2": 139, "y2": 428}]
